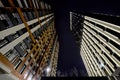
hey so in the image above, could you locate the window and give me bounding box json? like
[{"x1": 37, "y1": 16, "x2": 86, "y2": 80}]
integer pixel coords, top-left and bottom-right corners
[
  {"x1": 17, "y1": 30, "x2": 23, "y2": 36},
  {"x1": 105, "y1": 46, "x2": 113, "y2": 55},
  {"x1": 33, "y1": 50, "x2": 36, "y2": 55},
  {"x1": 21, "y1": 28, "x2": 27, "y2": 34},
  {"x1": 12, "y1": 33, "x2": 19, "y2": 39},
  {"x1": 0, "y1": 20, "x2": 9, "y2": 31},
  {"x1": 119, "y1": 73, "x2": 120, "y2": 76},
  {"x1": 19, "y1": 41, "x2": 27, "y2": 51},
  {"x1": 23, "y1": 12, "x2": 29, "y2": 21},
  {"x1": 4, "y1": 48, "x2": 19, "y2": 62},
  {"x1": 110, "y1": 40, "x2": 120, "y2": 50},
  {"x1": 96, "y1": 24, "x2": 105, "y2": 30},
  {"x1": 91, "y1": 28, "x2": 98, "y2": 35},
  {"x1": 0, "y1": 0, "x2": 10, "y2": 7},
  {"x1": 0, "y1": 39, "x2": 8, "y2": 48},
  {"x1": 36, "y1": 45, "x2": 39, "y2": 49},
  {"x1": 95, "y1": 44, "x2": 101, "y2": 50},
  {"x1": 23, "y1": 52, "x2": 28, "y2": 57},
  {"x1": 27, "y1": 12, "x2": 33, "y2": 20},
  {"x1": 33, "y1": 32, "x2": 36, "y2": 38},
  {"x1": 19, "y1": 64, "x2": 26, "y2": 74},
  {"x1": 93, "y1": 36, "x2": 100, "y2": 44},
  {"x1": 28, "y1": 57, "x2": 32, "y2": 62},
  {"x1": 14, "y1": 59, "x2": 22, "y2": 69},
  {"x1": 35, "y1": 30, "x2": 40, "y2": 38},
  {"x1": 104, "y1": 53, "x2": 116, "y2": 69},
  {"x1": 11, "y1": 54, "x2": 20, "y2": 64},
  {"x1": 36, "y1": 55, "x2": 42, "y2": 64},
  {"x1": 36, "y1": 67, "x2": 39, "y2": 72},
  {"x1": 106, "y1": 28, "x2": 120, "y2": 39},
  {"x1": 32, "y1": 65, "x2": 36, "y2": 71},
  {"x1": 113, "y1": 53, "x2": 120, "y2": 61},
  {"x1": 106, "y1": 64, "x2": 113, "y2": 73},
  {"x1": 102, "y1": 67, "x2": 108, "y2": 75},
  {"x1": 99, "y1": 33, "x2": 109, "y2": 42},
  {"x1": 27, "y1": 37, "x2": 32, "y2": 43},
  {"x1": 12, "y1": 13, "x2": 22, "y2": 24},
  {"x1": 33, "y1": 12, "x2": 37, "y2": 18},
  {"x1": 30, "y1": 63, "x2": 33, "y2": 67},
  {"x1": 24, "y1": 38, "x2": 31, "y2": 49}
]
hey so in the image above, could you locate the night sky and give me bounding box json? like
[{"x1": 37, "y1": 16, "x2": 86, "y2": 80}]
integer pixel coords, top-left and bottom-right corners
[{"x1": 45, "y1": 0, "x2": 120, "y2": 76}]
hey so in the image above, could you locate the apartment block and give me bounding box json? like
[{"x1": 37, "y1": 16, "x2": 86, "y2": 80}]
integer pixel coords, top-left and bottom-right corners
[
  {"x1": 0, "y1": 0, "x2": 59, "y2": 80},
  {"x1": 70, "y1": 12, "x2": 120, "y2": 78}
]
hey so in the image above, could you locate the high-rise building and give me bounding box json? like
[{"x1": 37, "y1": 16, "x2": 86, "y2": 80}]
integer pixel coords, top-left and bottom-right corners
[
  {"x1": 0, "y1": 0, "x2": 59, "y2": 80},
  {"x1": 70, "y1": 12, "x2": 120, "y2": 77}
]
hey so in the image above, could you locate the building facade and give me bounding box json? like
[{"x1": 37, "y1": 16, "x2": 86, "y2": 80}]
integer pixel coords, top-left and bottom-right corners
[
  {"x1": 0, "y1": 0, "x2": 59, "y2": 80},
  {"x1": 70, "y1": 12, "x2": 120, "y2": 77}
]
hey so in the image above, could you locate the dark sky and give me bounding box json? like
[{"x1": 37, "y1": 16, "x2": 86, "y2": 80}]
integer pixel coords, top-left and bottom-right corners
[{"x1": 45, "y1": 0, "x2": 120, "y2": 76}]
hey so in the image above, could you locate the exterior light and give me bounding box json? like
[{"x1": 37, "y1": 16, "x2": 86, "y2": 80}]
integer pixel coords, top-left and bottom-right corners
[
  {"x1": 100, "y1": 63, "x2": 104, "y2": 68},
  {"x1": 46, "y1": 66, "x2": 51, "y2": 73}
]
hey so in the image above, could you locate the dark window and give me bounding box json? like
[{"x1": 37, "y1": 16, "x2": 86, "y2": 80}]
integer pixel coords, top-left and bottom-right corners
[
  {"x1": 20, "y1": 0, "x2": 26, "y2": 8},
  {"x1": 17, "y1": 30, "x2": 23, "y2": 36},
  {"x1": 91, "y1": 28, "x2": 98, "y2": 34},
  {"x1": 12, "y1": 0, "x2": 19, "y2": 7},
  {"x1": 26, "y1": 0, "x2": 31, "y2": 7},
  {"x1": 103, "y1": 68, "x2": 109, "y2": 75},
  {"x1": 95, "y1": 43, "x2": 101, "y2": 50},
  {"x1": 36, "y1": 45, "x2": 39, "y2": 49},
  {"x1": 93, "y1": 36, "x2": 100, "y2": 43},
  {"x1": 119, "y1": 73, "x2": 120, "y2": 76},
  {"x1": 106, "y1": 64, "x2": 113, "y2": 73},
  {"x1": 106, "y1": 28, "x2": 120, "y2": 39},
  {"x1": 104, "y1": 53, "x2": 116, "y2": 69},
  {"x1": 113, "y1": 53, "x2": 120, "y2": 61},
  {"x1": 99, "y1": 33, "x2": 108, "y2": 42},
  {"x1": 28, "y1": 57, "x2": 32, "y2": 62},
  {"x1": 30, "y1": 63, "x2": 33, "y2": 67},
  {"x1": 88, "y1": 20, "x2": 95, "y2": 25},
  {"x1": 96, "y1": 24, "x2": 105, "y2": 30},
  {"x1": 33, "y1": 66, "x2": 36, "y2": 71},
  {"x1": 105, "y1": 46, "x2": 113, "y2": 55},
  {"x1": 110, "y1": 40, "x2": 120, "y2": 50},
  {"x1": 1, "y1": 0, "x2": 10, "y2": 7},
  {"x1": 21, "y1": 28, "x2": 27, "y2": 33},
  {"x1": 1, "y1": 20, "x2": 9, "y2": 27},
  {"x1": 33, "y1": 50, "x2": 36, "y2": 55}
]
